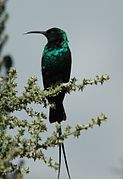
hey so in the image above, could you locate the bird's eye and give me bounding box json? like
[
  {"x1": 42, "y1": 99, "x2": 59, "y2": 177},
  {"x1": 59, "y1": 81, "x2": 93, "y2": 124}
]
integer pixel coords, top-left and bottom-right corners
[{"x1": 50, "y1": 30, "x2": 54, "y2": 34}]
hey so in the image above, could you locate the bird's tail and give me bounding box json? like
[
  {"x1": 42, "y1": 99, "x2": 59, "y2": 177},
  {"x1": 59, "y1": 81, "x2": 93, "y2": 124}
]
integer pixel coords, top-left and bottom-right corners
[
  {"x1": 57, "y1": 127, "x2": 71, "y2": 179},
  {"x1": 49, "y1": 103, "x2": 66, "y2": 123}
]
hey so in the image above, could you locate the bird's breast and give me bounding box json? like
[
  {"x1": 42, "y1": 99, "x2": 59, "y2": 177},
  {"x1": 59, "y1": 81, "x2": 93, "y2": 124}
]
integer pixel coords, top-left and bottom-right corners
[
  {"x1": 43, "y1": 46, "x2": 68, "y2": 58},
  {"x1": 42, "y1": 46, "x2": 69, "y2": 68}
]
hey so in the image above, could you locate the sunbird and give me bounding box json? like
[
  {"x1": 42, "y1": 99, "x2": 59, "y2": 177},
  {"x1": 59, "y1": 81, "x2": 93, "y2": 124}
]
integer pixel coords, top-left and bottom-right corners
[{"x1": 25, "y1": 27, "x2": 72, "y2": 179}]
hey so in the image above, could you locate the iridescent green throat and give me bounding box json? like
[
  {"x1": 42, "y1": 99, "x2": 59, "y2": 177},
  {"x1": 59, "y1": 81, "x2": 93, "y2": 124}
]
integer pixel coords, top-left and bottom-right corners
[{"x1": 43, "y1": 34, "x2": 69, "y2": 59}]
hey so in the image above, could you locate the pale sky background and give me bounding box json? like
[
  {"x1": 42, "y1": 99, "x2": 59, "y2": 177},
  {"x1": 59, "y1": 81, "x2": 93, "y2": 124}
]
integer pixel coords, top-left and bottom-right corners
[{"x1": 3, "y1": 0, "x2": 123, "y2": 179}]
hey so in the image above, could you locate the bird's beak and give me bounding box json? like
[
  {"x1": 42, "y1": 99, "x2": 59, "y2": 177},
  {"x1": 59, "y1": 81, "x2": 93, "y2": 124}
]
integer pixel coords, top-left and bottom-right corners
[{"x1": 23, "y1": 31, "x2": 46, "y2": 36}]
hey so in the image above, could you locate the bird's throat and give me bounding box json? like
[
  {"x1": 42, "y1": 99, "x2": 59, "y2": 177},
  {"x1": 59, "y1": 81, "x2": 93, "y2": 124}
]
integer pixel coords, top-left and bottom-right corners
[{"x1": 43, "y1": 41, "x2": 68, "y2": 59}]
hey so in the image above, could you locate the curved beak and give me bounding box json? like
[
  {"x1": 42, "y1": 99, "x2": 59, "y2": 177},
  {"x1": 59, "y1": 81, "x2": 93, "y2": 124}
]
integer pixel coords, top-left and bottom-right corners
[{"x1": 23, "y1": 31, "x2": 46, "y2": 36}]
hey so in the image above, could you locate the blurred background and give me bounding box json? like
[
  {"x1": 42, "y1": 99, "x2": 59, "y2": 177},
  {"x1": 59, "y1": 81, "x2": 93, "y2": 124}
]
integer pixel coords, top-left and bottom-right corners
[{"x1": 2, "y1": 0, "x2": 123, "y2": 178}]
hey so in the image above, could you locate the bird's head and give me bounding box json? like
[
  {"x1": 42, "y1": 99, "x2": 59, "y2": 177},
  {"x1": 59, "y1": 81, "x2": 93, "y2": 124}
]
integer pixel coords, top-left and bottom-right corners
[{"x1": 24, "y1": 27, "x2": 68, "y2": 46}]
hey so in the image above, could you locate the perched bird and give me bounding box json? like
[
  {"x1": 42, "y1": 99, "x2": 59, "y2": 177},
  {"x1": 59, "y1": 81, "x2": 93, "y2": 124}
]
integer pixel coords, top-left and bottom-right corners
[
  {"x1": 24, "y1": 27, "x2": 72, "y2": 179},
  {"x1": 25, "y1": 28, "x2": 72, "y2": 123}
]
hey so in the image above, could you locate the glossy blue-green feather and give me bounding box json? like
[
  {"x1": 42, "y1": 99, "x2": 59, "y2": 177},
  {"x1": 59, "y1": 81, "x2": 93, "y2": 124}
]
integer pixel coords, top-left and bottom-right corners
[{"x1": 41, "y1": 28, "x2": 71, "y2": 123}]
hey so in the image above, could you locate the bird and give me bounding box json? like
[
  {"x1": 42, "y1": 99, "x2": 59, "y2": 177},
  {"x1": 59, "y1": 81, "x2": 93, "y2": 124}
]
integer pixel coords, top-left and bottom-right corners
[
  {"x1": 25, "y1": 27, "x2": 72, "y2": 123},
  {"x1": 24, "y1": 27, "x2": 72, "y2": 179}
]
